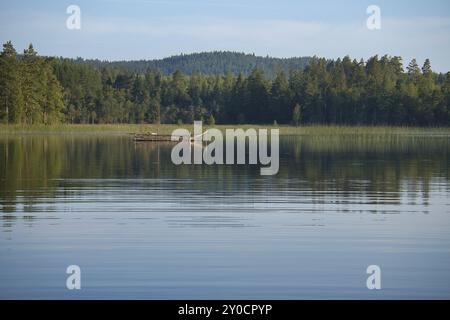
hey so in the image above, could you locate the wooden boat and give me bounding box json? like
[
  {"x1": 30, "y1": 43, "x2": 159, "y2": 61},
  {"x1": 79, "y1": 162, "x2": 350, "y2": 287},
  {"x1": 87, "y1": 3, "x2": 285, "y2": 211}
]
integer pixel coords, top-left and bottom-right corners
[
  {"x1": 133, "y1": 132, "x2": 193, "y2": 142},
  {"x1": 133, "y1": 130, "x2": 208, "y2": 142}
]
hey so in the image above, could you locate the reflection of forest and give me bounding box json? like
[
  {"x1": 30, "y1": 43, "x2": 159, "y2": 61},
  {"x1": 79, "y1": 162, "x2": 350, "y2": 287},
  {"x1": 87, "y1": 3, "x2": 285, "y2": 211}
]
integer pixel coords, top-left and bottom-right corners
[{"x1": 0, "y1": 134, "x2": 448, "y2": 213}]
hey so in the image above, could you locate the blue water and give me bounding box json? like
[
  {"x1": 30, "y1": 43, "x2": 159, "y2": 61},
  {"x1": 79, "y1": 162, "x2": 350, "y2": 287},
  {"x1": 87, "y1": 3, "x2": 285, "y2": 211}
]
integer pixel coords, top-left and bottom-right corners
[{"x1": 0, "y1": 134, "x2": 449, "y2": 299}]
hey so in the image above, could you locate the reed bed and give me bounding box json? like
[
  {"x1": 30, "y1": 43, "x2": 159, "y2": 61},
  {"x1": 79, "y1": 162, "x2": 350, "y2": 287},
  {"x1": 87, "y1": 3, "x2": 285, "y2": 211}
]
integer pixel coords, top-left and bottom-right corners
[{"x1": 0, "y1": 123, "x2": 449, "y2": 136}]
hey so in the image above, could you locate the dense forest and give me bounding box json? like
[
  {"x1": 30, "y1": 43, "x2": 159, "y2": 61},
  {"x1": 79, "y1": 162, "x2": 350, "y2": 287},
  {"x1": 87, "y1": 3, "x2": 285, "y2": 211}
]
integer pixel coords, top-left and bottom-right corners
[
  {"x1": 0, "y1": 41, "x2": 449, "y2": 126},
  {"x1": 77, "y1": 51, "x2": 312, "y2": 77}
]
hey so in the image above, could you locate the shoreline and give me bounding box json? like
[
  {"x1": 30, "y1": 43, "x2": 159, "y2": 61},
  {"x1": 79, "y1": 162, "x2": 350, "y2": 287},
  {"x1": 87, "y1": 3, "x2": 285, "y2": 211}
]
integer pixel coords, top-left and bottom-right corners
[{"x1": 0, "y1": 124, "x2": 450, "y2": 136}]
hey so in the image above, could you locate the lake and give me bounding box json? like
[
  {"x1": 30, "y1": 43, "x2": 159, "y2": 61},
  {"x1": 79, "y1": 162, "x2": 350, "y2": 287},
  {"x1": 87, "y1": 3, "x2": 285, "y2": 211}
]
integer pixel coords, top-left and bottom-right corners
[{"x1": 0, "y1": 132, "x2": 449, "y2": 299}]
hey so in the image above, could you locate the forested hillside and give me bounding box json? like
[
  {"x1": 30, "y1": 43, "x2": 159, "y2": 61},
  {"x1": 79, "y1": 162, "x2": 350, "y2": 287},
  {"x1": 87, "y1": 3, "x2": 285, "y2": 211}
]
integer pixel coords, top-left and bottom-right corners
[
  {"x1": 1, "y1": 41, "x2": 449, "y2": 126},
  {"x1": 77, "y1": 51, "x2": 312, "y2": 77}
]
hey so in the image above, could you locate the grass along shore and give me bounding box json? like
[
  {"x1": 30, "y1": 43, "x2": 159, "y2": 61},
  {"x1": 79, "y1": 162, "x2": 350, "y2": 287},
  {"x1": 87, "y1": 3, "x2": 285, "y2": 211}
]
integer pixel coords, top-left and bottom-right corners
[{"x1": 0, "y1": 124, "x2": 449, "y2": 136}]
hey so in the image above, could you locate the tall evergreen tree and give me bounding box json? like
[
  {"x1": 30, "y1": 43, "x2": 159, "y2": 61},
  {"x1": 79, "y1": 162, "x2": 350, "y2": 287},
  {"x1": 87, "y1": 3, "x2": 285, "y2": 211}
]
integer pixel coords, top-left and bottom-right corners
[
  {"x1": 422, "y1": 59, "x2": 432, "y2": 76},
  {"x1": 0, "y1": 41, "x2": 24, "y2": 123},
  {"x1": 42, "y1": 61, "x2": 64, "y2": 124},
  {"x1": 407, "y1": 59, "x2": 421, "y2": 83},
  {"x1": 270, "y1": 71, "x2": 291, "y2": 123},
  {"x1": 21, "y1": 44, "x2": 46, "y2": 124}
]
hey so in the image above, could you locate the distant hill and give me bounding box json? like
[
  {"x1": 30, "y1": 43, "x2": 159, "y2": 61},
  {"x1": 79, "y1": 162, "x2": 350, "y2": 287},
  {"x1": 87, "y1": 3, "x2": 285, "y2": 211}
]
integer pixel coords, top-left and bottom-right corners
[{"x1": 73, "y1": 51, "x2": 311, "y2": 77}]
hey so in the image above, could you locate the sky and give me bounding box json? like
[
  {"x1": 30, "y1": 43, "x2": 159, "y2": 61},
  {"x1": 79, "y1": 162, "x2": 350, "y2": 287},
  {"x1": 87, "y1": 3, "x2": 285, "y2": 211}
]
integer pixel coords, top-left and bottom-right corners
[{"x1": 0, "y1": 0, "x2": 449, "y2": 71}]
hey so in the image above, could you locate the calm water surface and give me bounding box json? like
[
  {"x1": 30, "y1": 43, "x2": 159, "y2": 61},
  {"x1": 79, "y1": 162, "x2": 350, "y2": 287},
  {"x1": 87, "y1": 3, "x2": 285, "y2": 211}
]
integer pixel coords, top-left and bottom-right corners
[{"x1": 0, "y1": 133, "x2": 449, "y2": 299}]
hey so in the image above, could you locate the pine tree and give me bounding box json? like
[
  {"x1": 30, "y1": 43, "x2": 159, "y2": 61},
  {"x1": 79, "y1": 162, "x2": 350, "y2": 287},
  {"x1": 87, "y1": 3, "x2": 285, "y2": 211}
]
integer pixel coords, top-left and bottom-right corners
[
  {"x1": 422, "y1": 59, "x2": 432, "y2": 76},
  {"x1": 42, "y1": 61, "x2": 64, "y2": 124},
  {"x1": 270, "y1": 71, "x2": 291, "y2": 123},
  {"x1": 0, "y1": 41, "x2": 24, "y2": 123},
  {"x1": 246, "y1": 69, "x2": 270, "y2": 123},
  {"x1": 407, "y1": 59, "x2": 421, "y2": 82},
  {"x1": 22, "y1": 44, "x2": 45, "y2": 124}
]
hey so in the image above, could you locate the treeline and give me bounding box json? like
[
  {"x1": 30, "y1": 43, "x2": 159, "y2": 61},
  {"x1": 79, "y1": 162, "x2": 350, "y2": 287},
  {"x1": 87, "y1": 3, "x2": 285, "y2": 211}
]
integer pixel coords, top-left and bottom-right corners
[
  {"x1": 78, "y1": 51, "x2": 312, "y2": 77},
  {"x1": 1, "y1": 41, "x2": 449, "y2": 126}
]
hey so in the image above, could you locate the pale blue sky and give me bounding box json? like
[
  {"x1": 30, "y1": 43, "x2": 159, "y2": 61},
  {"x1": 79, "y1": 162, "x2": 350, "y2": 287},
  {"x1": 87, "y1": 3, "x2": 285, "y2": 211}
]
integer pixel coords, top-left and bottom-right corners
[{"x1": 1, "y1": 0, "x2": 449, "y2": 71}]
